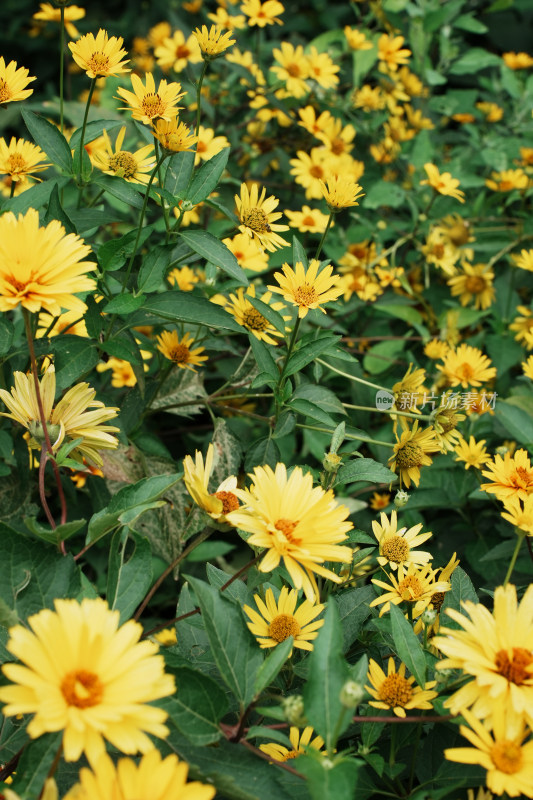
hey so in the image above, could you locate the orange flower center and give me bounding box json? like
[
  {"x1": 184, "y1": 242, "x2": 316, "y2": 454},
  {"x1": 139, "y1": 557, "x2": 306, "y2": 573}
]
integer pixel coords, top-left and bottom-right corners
[
  {"x1": 213, "y1": 490, "x2": 239, "y2": 514},
  {"x1": 456, "y1": 362, "x2": 475, "y2": 382},
  {"x1": 464, "y1": 275, "x2": 486, "y2": 294},
  {"x1": 87, "y1": 52, "x2": 111, "y2": 75},
  {"x1": 302, "y1": 215, "x2": 316, "y2": 227},
  {"x1": 61, "y1": 670, "x2": 103, "y2": 708},
  {"x1": 490, "y1": 741, "x2": 523, "y2": 774},
  {"x1": 287, "y1": 63, "x2": 302, "y2": 78},
  {"x1": 494, "y1": 647, "x2": 533, "y2": 685},
  {"x1": 108, "y1": 151, "x2": 137, "y2": 178},
  {"x1": 6, "y1": 153, "x2": 27, "y2": 174},
  {"x1": 274, "y1": 518, "x2": 301, "y2": 544},
  {"x1": 268, "y1": 613, "x2": 301, "y2": 642},
  {"x1": 309, "y1": 165, "x2": 324, "y2": 179},
  {"x1": 331, "y1": 138, "x2": 345, "y2": 155},
  {"x1": 142, "y1": 93, "x2": 165, "y2": 118},
  {"x1": 379, "y1": 673, "x2": 413, "y2": 706},
  {"x1": 242, "y1": 307, "x2": 269, "y2": 332},
  {"x1": 397, "y1": 575, "x2": 422, "y2": 600},
  {"x1": 8, "y1": 277, "x2": 27, "y2": 294},
  {"x1": 381, "y1": 536, "x2": 409, "y2": 564},
  {"x1": 511, "y1": 466, "x2": 533, "y2": 491},
  {"x1": 498, "y1": 180, "x2": 514, "y2": 191},
  {"x1": 294, "y1": 284, "x2": 319, "y2": 307},
  {"x1": 176, "y1": 45, "x2": 192, "y2": 59},
  {"x1": 241, "y1": 207, "x2": 271, "y2": 234},
  {"x1": 168, "y1": 343, "x2": 191, "y2": 363},
  {"x1": 197, "y1": 141, "x2": 207, "y2": 153},
  {"x1": 395, "y1": 441, "x2": 423, "y2": 468},
  {"x1": 0, "y1": 79, "x2": 12, "y2": 102}
]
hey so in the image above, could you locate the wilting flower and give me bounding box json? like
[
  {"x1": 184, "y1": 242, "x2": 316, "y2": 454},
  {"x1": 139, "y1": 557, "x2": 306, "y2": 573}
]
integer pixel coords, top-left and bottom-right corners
[
  {"x1": 388, "y1": 421, "x2": 439, "y2": 488},
  {"x1": 183, "y1": 443, "x2": 239, "y2": 521},
  {"x1": 69, "y1": 29, "x2": 130, "y2": 78}
]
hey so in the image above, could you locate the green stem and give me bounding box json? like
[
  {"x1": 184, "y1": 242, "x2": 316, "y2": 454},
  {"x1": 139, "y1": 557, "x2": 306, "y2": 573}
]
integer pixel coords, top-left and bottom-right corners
[
  {"x1": 275, "y1": 313, "x2": 301, "y2": 416},
  {"x1": 77, "y1": 76, "x2": 97, "y2": 186},
  {"x1": 195, "y1": 61, "x2": 208, "y2": 136},
  {"x1": 503, "y1": 529, "x2": 527, "y2": 587},
  {"x1": 9, "y1": 180, "x2": 16, "y2": 198},
  {"x1": 59, "y1": 5, "x2": 65, "y2": 135},
  {"x1": 314, "y1": 212, "x2": 334, "y2": 260},
  {"x1": 343, "y1": 402, "x2": 433, "y2": 421},
  {"x1": 296, "y1": 423, "x2": 393, "y2": 448},
  {"x1": 316, "y1": 357, "x2": 390, "y2": 392},
  {"x1": 154, "y1": 139, "x2": 171, "y2": 241}
]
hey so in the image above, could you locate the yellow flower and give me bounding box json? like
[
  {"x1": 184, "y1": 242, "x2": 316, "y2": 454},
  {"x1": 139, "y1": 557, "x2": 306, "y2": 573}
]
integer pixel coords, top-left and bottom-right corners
[
  {"x1": 64, "y1": 751, "x2": 215, "y2": 800},
  {"x1": 352, "y1": 85, "x2": 386, "y2": 112},
  {"x1": 97, "y1": 357, "x2": 141, "y2": 388},
  {"x1": 91, "y1": 127, "x2": 155, "y2": 184},
  {"x1": 68, "y1": 29, "x2": 130, "y2": 79},
  {"x1": 33, "y1": 3, "x2": 85, "y2": 39},
  {"x1": 4, "y1": 779, "x2": 57, "y2": 800},
  {"x1": 235, "y1": 183, "x2": 289, "y2": 252},
  {"x1": 377, "y1": 34, "x2": 411, "y2": 71},
  {"x1": 241, "y1": 0, "x2": 284, "y2": 27},
  {"x1": 243, "y1": 587, "x2": 324, "y2": 652},
  {"x1": 307, "y1": 46, "x2": 340, "y2": 90},
  {"x1": 503, "y1": 51, "x2": 533, "y2": 69},
  {"x1": 366, "y1": 658, "x2": 438, "y2": 717},
  {"x1": 447, "y1": 263, "x2": 495, "y2": 310},
  {"x1": 424, "y1": 339, "x2": 450, "y2": 360},
  {"x1": 436, "y1": 343, "x2": 497, "y2": 389},
  {"x1": 152, "y1": 628, "x2": 178, "y2": 647},
  {"x1": 372, "y1": 510, "x2": 432, "y2": 571},
  {"x1": 444, "y1": 707, "x2": 533, "y2": 798},
  {"x1": 270, "y1": 42, "x2": 310, "y2": 97},
  {"x1": 183, "y1": 443, "x2": 239, "y2": 521},
  {"x1": 476, "y1": 101, "x2": 504, "y2": 122},
  {"x1": 501, "y1": 495, "x2": 533, "y2": 535},
  {"x1": 152, "y1": 118, "x2": 198, "y2": 153},
  {"x1": 116, "y1": 73, "x2": 185, "y2": 125},
  {"x1": 194, "y1": 125, "x2": 229, "y2": 164},
  {"x1": 0, "y1": 57, "x2": 36, "y2": 104},
  {"x1": 223, "y1": 285, "x2": 288, "y2": 344},
  {"x1": 156, "y1": 330, "x2": 207, "y2": 371},
  {"x1": 290, "y1": 148, "x2": 334, "y2": 200},
  {"x1": 485, "y1": 169, "x2": 529, "y2": 192},
  {"x1": 37, "y1": 309, "x2": 88, "y2": 338},
  {"x1": 511, "y1": 249, "x2": 533, "y2": 271},
  {"x1": 284, "y1": 205, "x2": 331, "y2": 234},
  {"x1": 0, "y1": 136, "x2": 50, "y2": 182},
  {"x1": 344, "y1": 27, "x2": 373, "y2": 51},
  {"x1": 0, "y1": 208, "x2": 95, "y2": 315},
  {"x1": 222, "y1": 233, "x2": 269, "y2": 273},
  {"x1": 154, "y1": 30, "x2": 202, "y2": 73},
  {"x1": 0, "y1": 366, "x2": 119, "y2": 466},
  {"x1": 269, "y1": 258, "x2": 343, "y2": 319},
  {"x1": 510, "y1": 306, "x2": 533, "y2": 350},
  {"x1": 370, "y1": 562, "x2": 451, "y2": 618},
  {"x1": 0, "y1": 598, "x2": 175, "y2": 764},
  {"x1": 434, "y1": 584, "x2": 533, "y2": 724},
  {"x1": 420, "y1": 163, "x2": 465, "y2": 203},
  {"x1": 319, "y1": 174, "x2": 365, "y2": 211},
  {"x1": 259, "y1": 726, "x2": 324, "y2": 761},
  {"x1": 388, "y1": 421, "x2": 439, "y2": 489},
  {"x1": 523, "y1": 355, "x2": 533, "y2": 379},
  {"x1": 208, "y1": 8, "x2": 247, "y2": 31},
  {"x1": 225, "y1": 463, "x2": 353, "y2": 602},
  {"x1": 369, "y1": 491, "x2": 391, "y2": 510},
  {"x1": 480, "y1": 448, "x2": 533, "y2": 501},
  {"x1": 194, "y1": 24, "x2": 236, "y2": 58},
  {"x1": 432, "y1": 400, "x2": 466, "y2": 453},
  {"x1": 454, "y1": 436, "x2": 491, "y2": 470},
  {"x1": 167, "y1": 266, "x2": 200, "y2": 291}
]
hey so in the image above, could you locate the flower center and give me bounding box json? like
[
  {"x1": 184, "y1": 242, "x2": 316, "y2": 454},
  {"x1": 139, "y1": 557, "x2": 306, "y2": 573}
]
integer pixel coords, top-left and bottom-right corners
[
  {"x1": 268, "y1": 613, "x2": 301, "y2": 642},
  {"x1": 61, "y1": 670, "x2": 103, "y2": 708},
  {"x1": 168, "y1": 344, "x2": 191, "y2": 363},
  {"x1": 395, "y1": 442, "x2": 423, "y2": 468},
  {"x1": 302, "y1": 215, "x2": 316, "y2": 227},
  {"x1": 294, "y1": 284, "x2": 319, "y2": 307},
  {"x1": 397, "y1": 575, "x2": 422, "y2": 600},
  {"x1": 241, "y1": 207, "x2": 271, "y2": 234},
  {"x1": 8, "y1": 278, "x2": 27, "y2": 294},
  {"x1": 490, "y1": 741, "x2": 523, "y2": 774},
  {"x1": 435, "y1": 409, "x2": 458, "y2": 433},
  {"x1": 176, "y1": 45, "x2": 191, "y2": 59},
  {"x1": 379, "y1": 673, "x2": 413, "y2": 706},
  {"x1": 87, "y1": 52, "x2": 111, "y2": 75},
  {"x1": 287, "y1": 63, "x2": 301, "y2": 78},
  {"x1": 197, "y1": 141, "x2": 207, "y2": 153},
  {"x1": 283, "y1": 750, "x2": 300, "y2": 761},
  {"x1": 242, "y1": 307, "x2": 269, "y2": 331},
  {"x1": 512, "y1": 466, "x2": 533, "y2": 491},
  {"x1": 0, "y1": 79, "x2": 12, "y2": 102},
  {"x1": 274, "y1": 518, "x2": 301, "y2": 544},
  {"x1": 331, "y1": 138, "x2": 345, "y2": 155},
  {"x1": 6, "y1": 153, "x2": 27, "y2": 174},
  {"x1": 309, "y1": 165, "x2": 324, "y2": 178},
  {"x1": 381, "y1": 535, "x2": 409, "y2": 564},
  {"x1": 108, "y1": 151, "x2": 138, "y2": 178},
  {"x1": 213, "y1": 490, "x2": 239, "y2": 514},
  {"x1": 142, "y1": 93, "x2": 165, "y2": 118},
  {"x1": 457, "y1": 363, "x2": 474, "y2": 382},
  {"x1": 464, "y1": 275, "x2": 486, "y2": 294},
  {"x1": 494, "y1": 647, "x2": 533, "y2": 685},
  {"x1": 430, "y1": 591, "x2": 445, "y2": 612},
  {"x1": 499, "y1": 180, "x2": 514, "y2": 191}
]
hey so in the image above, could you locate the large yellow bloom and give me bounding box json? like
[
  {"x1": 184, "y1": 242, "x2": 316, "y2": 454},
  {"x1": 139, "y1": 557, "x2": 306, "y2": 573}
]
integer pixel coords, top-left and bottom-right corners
[
  {"x1": 0, "y1": 208, "x2": 96, "y2": 315},
  {"x1": 480, "y1": 449, "x2": 533, "y2": 501},
  {"x1": 0, "y1": 598, "x2": 175, "y2": 764},
  {"x1": 420, "y1": 163, "x2": 465, "y2": 203},
  {"x1": 370, "y1": 561, "x2": 451, "y2": 618},
  {"x1": 436, "y1": 343, "x2": 497, "y2": 389},
  {"x1": 243, "y1": 586, "x2": 324, "y2": 652},
  {"x1": 271, "y1": 42, "x2": 310, "y2": 98},
  {"x1": 226, "y1": 463, "x2": 353, "y2": 602},
  {"x1": 260, "y1": 726, "x2": 324, "y2": 761},
  {"x1": 116, "y1": 73, "x2": 185, "y2": 125},
  {"x1": 366, "y1": 658, "x2": 437, "y2": 717},
  {"x1": 0, "y1": 57, "x2": 36, "y2": 104},
  {"x1": 434, "y1": 584, "x2": 533, "y2": 724},
  {"x1": 0, "y1": 137, "x2": 50, "y2": 182},
  {"x1": 68, "y1": 29, "x2": 130, "y2": 78},
  {"x1": 372, "y1": 510, "x2": 433, "y2": 570},
  {"x1": 183, "y1": 443, "x2": 239, "y2": 521},
  {"x1": 269, "y1": 259, "x2": 343, "y2": 318},
  {"x1": 235, "y1": 183, "x2": 289, "y2": 252},
  {"x1": 0, "y1": 366, "x2": 119, "y2": 466},
  {"x1": 91, "y1": 127, "x2": 155, "y2": 184}
]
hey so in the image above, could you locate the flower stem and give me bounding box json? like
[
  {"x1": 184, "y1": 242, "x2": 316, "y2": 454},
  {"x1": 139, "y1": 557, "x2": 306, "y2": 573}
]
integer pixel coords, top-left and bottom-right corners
[
  {"x1": 195, "y1": 61, "x2": 208, "y2": 136},
  {"x1": 59, "y1": 5, "x2": 65, "y2": 135},
  {"x1": 503, "y1": 529, "x2": 527, "y2": 587},
  {"x1": 316, "y1": 357, "x2": 390, "y2": 392},
  {"x1": 77, "y1": 76, "x2": 97, "y2": 186},
  {"x1": 314, "y1": 212, "x2": 334, "y2": 260},
  {"x1": 275, "y1": 313, "x2": 301, "y2": 417},
  {"x1": 154, "y1": 139, "x2": 171, "y2": 241},
  {"x1": 295, "y1": 423, "x2": 393, "y2": 448}
]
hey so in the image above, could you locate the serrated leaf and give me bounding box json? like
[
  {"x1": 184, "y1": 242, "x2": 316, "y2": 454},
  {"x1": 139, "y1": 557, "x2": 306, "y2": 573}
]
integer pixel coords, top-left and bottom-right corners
[
  {"x1": 292, "y1": 384, "x2": 346, "y2": 417},
  {"x1": 292, "y1": 235, "x2": 308, "y2": 268},
  {"x1": 97, "y1": 227, "x2": 153, "y2": 271},
  {"x1": 389, "y1": 602, "x2": 426, "y2": 687},
  {"x1": 107, "y1": 529, "x2": 153, "y2": 623},
  {"x1": 69, "y1": 119, "x2": 122, "y2": 151},
  {"x1": 364, "y1": 181, "x2": 406, "y2": 209},
  {"x1": 253, "y1": 636, "x2": 293, "y2": 697},
  {"x1": 10, "y1": 732, "x2": 63, "y2": 799},
  {"x1": 137, "y1": 244, "x2": 173, "y2": 293},
  {"x1": 289, "y1": 397, "x2": 337, "y2": 427},
  {"x1": 179, "y1": 230, "x2": 248, "y2": 284},
  {"x1": 22, "y1": 110, "x2": 73, "y2": 173},
  {"x1": 162, "y1": 667, "x2": 228, "y2": 745},
  {"x1": 248, "y1": 294, "x2": 287, "y2": 335},
  {"x1": 249, "y1": 335, "x2": 279, "y2": 379},
  {"x1": 187, "y1": 147, "x2": 230, "y2": 205},
  {"x1": 131, "y1": 291, "x2": 243, "y2": 332},
  {"x1": 244, "y1": 437, "x2": 280, "y2": 471},
  {"x1": 1, "y1": 178, "x2": 59, "y2": 214},
  {"x1": 440, "y1": 567, "x2": 478, "y2": 630},
  {"x1": 335, "y1": 458, "x2": 395, "y2": 486},
  {"x1": 334, "y1": 585, "x2": 375, "y2": 652}
]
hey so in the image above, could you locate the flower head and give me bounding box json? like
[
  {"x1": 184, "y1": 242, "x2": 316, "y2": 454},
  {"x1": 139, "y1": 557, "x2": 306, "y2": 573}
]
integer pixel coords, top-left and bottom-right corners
[
  {"x1": 437, "y1": 343, "x2": 497, "y2": 389},
  {"x1": 155, "y1": 30, "x2": 202, "y2": 73},
  {"x1": 388, "y1": 421, "x2": 439, "y2": 488},
  {"x1": 241, "y1": 0, "x2": 284, "y2": 27},
  {"x1": 512, "y1": 249, "x2": 533, "y2": 272},
  {"x1": 377, "y1": 34, "x2": 411, "y2": 71},
  {"x1": 222, "y1": 232, "x2": 269, "y2": 273},
  {"x1": 0, "y1": 136, "x2": 50, "y2": 182},
  {"x1": 370, "y1": 562, "x2": 451, "y2": 618},
  {"x1": 243, "y1": 587, "x2": 324, "y2": 652},
  {"x1": 194, "y1": 25, "x2": 236, "y2": 59},
  {"x1": 116, "y1": 73, "x2": 185, "y2": 125},
  {"x1": 284, "y1": 205, "x2": 331, "y2": 234},
  {"x1": 68, "y1": 29, "x2": 130, "y2": 78},
  {"x1": 33, "y1": 3, "x2": 85, "y2": 39},
  {"x1": 235, "y1": 183, "x2": 289, "y2": 252},
  {"x1": 91, "y1": 127, "x2": 155, "y2": 184},
  {"x1": 503, "y1": 51, "x2": 533, "y2": 69},
  {"x1": 523, "y1": 355, "x2": 533, "y2": 380},
  {"x1": 223, "y1": 285, "x2": 289, "y2": 344},
  {"x1": 480, "y1": 448, "x2": 533, "y2": 502},
  {"x1": 183, "y1": 443, "x2": 239, "y2": 521},
  {"x1": 421, "y1": 163, "x2": 465, "y2": 203},
  {"x1": 152, "y1": 118, "x2": 198, "y2": 153},
  {"x1": 372, "y1": 510, "x2": 433, "y2": 570},
  {"x1": 485, "y1": 169, "x2": 529, "y2": 192},
  {"x1": 501, "y1": 495, "x2": 533, "y2": 535},
  {"x1": 344, "y1": 27, "x2": 373, "y2": 51},
  {"x1": 269, "y1": 259, "x2": 343, "y2": 318},
  {"x1": 0, "y1": 208, "x2": 96, "y2": 315},
  {"x1": 0, "y1": 57, "x2": 36, "y2": 104},
  {"x1": 226, "y1": 463, "x2": 353, "y2": 602},
  {"x1": 319, "y1": 174, "x2": 365, "y2": 211},
  {"x1": 194, "y1": 125, "x2": 229, "y2": 164},
  {"x1": 366, "y1": 658, "x2": 437, "y2": 717},
  {"x1": 447, "y1": 263, "x2": 495, "y2": 310},
  {"x1": 260, "y1": 726, "x2": 324, "y2": 761},
  {"x1": 156, "y1": 330, "x2": 207, "y2": 371},
  {"x1": 0, "y1": 598, "x2": 175, "y2": 764},
  {"x1": 271, "y1": 42, "x2": 310, "y2": 97},
  {"x1": 454, "y1": 435, "x2": 491, "y2": 470}
]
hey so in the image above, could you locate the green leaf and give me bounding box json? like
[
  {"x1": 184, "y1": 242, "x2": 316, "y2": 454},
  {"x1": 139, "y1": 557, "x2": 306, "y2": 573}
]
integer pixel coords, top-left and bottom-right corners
[
  {"x1": 137, "y1": 244, "x2": 173, "y2": 293},
  {"x1": 93, "y1": 173, "x2": 145, "y2": 210},
  {"x1": 99, "y1": 332, "x2": 143, "y2": 364},
  {"x1": 132, "y1": 291, "x2": 243, "y2": 332},
  {"x1": 440, "y1": 567, "x2": 478, "y2": 630},
  {"x1": 43, "y1": 183, "x2": 76, "y2": 233},
  {"x1": 254, "y1": 636, "x2": 293, "y2": 697},
  {"x1": 187, "y1": 147, "x2": 230, "y2": 205},
  {"x1": 102, "y1": 293, "x2": 146, "y2": 315},
  {"x1": 244, "y1": 436, "x2": 280, "y2": 471},
  {"x1": 249, "y1": 335, "x2": 279, "y2": 379},
  {"x1": 248, "y1": 294, "x2": 288, "y2": 335},
  {"x1": 23, "y1": 517, "x2": 85, "y2": 547},
  {"x1": 303, "y1": 601, "x2": 351, "y2": 750},
  {"x1": 450, "y1": 48, "x2": 501, "y2": 75},
  {"x1": 376, "y1": 303, "x2": 424, "y2": 326},
  {"x1": 0, "y1": 317, "x2": 14, "y2": 356},
  {"x1": 298, "y1": 756, "x2": 363, "y2": 800},
  {"x1": 363, "y1": 339, "x2": 405, "y2": 375},
  {"x1": 454, "y1": 13, "x2": 488, "y2": 33},
  {"x1": 334, "y1": 586, "x2": 375, "y2": 652},
  {"x1": 179, "y1": 230, "x2": 248, "y2": 284},
  {"x1": 187, "y1": 576, "x2": 264, "y2": 709},
  {"x1": 87, "y1": 473, "x2": 182, "y2": 545},
  {"x1": 164, "y1": 150, "x2": 195, "y2": 198},
  {"x1": 292, "y1": 384, "x2": 346, "y2": 417},
  {"x1": 10, "y1": 732, "x2": 63, "y2": 799},
  {"x1": 335, "y1": 458, "x2": 395, "y2": 486},
  {"x1": 161, "y1": 667, "x2": 228, "y2": 745},
  {"x1": 107, "y1": 529, "x2": 153, "y2": 623},
  {"x1": 68, "y1": 208, "x2": 119, "y2": 233},
  {"x1": 289, "y1": 398, "x2": 337, "y2": 427},
  {"x1": 22, "y1": 110, "x2": 73, "y2": 173},
  {"x1": 49, "y1": 335, "x2": 99, "y2": 391},
  {"x1": 97, "y1": 227, "x2": 153, "y2": 271},
  {"x1": 389, "y1": 602, "x2": 426, "y2": 687},
  {"x1": 364, "y1": 181, "x2": 406, "y2": 209},
  {"x1": 495, "y1": 398, "x2": 533, "y2": 445},
  {"x1": 285, "y1": 333, "x2": 341, "y2": 377},
  {"x1": 1, "y1": 178, "x2": 59, "y2": 214}
]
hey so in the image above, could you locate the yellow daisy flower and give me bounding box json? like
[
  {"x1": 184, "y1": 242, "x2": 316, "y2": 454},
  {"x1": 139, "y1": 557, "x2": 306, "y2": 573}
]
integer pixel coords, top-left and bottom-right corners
[
  {"x1": 156, "y1": 330, "x2": 207, "y2": 371},
  {"x1": 33, "y1": 3, "x2": 85, "y2": 39},
  {"x1": 0, "y1": 207, "x2": 96, "y2": 315},
  {"x1": 0, "y1": 57, "x2": 36, "y2": 104},
  {"x1": 476, "y1": 101, "x2": 504, "y2": 122},
  {"x1": 270, "y1": 42, "x2": 310, "y2": 97},
  {"x1": 268, "y1": 259, "x2": 343, "y2": 318},
  {"x1": 290, "y1": 148, "x2": 334, "y2": 200},
  {"x1": 444, "y1": 707, "x2": 533, "y2": 798},
  {"x1": 388, "y1": 421, "x2": 439, "y2": 489},
  {"x1": 241, "y1": 0, "x2": 284, "y2": 27},
  {"x1": 207, "y1": 8, "x2": 247, "y2": 31},
  {"x1": 454, "y1": 436, "x2": 491, "y2": 470},
  {"x1": 366, "y1": 658, "x2": 438, "y2": 717},
  {"x1": 63, "y1": 751, "x2": 215, "y2": 800},
  {"x1": 194, "y1": 125, "x2": 229, "y2": 164},
  {"x1": 116, "y1": 73, "x2": 185, "y2": 125},
  {"x1": 194, "y1": 25, "x2": 236, "y2": 59},
  {"x1": 511, "y1": 249, "x2": 533, "y2": 272},
  {"x1": 91, "y1": 127, "x2": 155, "y2": 185},
  {"x1": 0, "y1": 136, "x2": 50, "y2": 182},
  {"x1": 480, "y1": 448, "x2": 533, "y2": 501},
  {"x1": 307, "y1": 46, "x2": 340, "y2": 90},
  {"x1": 0, "y1": 366, "x2": 119, "y2": 466},
  {"x1": 432, "y1": 401, "x2": 466, "y2": 453},
  {"x1": 68, "y1": 29, "x2": 130, "y2": 79},
  {"x1": 352, "y1": 85, "x2": 386, "y2": 112},
  {"x1": 222, "y1": 232, "x2": 269, "y2": 273},
  {"x1": 243, "y1": 587, "x2": 324, "y2": 652},
  {"x1": 223, "y1": 285, "x2": 288, "y2": 344},
  {"x1": 183, "y1": 442, "x2": 239, "y2": 521},
  {"x1": 523, "y1": 355, "x2": 533, "y2": 379},
  {"x1": 420, "y1": 163, "x2": 465, "y2": 203},
  {"x1": 377, "y1": 34, "x2": 411, "y2": 71},
  {"x1": 424, "y1": 339, "x2": 450, "y2": 360},
  {"x1": 154, "y1": 30, "x2": 202, "y2": 73},
  {"x1": 503, "y1": 51, "x2": 533, "y2": 69},
  {"x1": 371, "y1": 510, "x2": 433, "y2": 571},
  {"x1": 485, "y1": 168, "x2": 529, "y2": 192},
  {"x1": 235, "y1": 183, "x2": 289, "y2": 252},
  {"x1": 501, "y1": 495, "x2": 533, "y2": 535},
  {"x1": 259, "y1": 726, "x2": 324, "y2": 761},
  {"x1": 370, "y1": 562, "x2": 451, "y2": 618},
  {"x1": 436, "y1": 343, "x2": 497, "y2": 389},
  {"x1": 510, "y1": 306, "x2": 533, "y2": 350},
  {"x1": 344, "y1": 27, "x2": 373, "y2": 51},
  {"x1": 225, "y1": 463, "x2": 353, "y2": 602},
  {"x1": 369, "y1": 491, "x2": 391, "y2": 510},
  {"x1": 319, "y1": 174, "x2": 365, "y2": 211},
  {"x1": 167, "y1": 265, "x2": 200, "y2": 291},
  {"x1": 152, "y1": 118, "x2": 198, "y2": 153},
  {"x1": 0, "y1": 598, "x2": 175, "y2": 764},
  {"x1": 37, "y1": 309, "x2": 88, "y2": 339},
  {"x1": 97, "y1": 357, "x2": 142, "y2": 388},
  {"x1": 447, "y1": 263, "x2": 495, "y2": 310},
  {"x1": 284, "y1": 205, "x2": 331, "y2": 234}
]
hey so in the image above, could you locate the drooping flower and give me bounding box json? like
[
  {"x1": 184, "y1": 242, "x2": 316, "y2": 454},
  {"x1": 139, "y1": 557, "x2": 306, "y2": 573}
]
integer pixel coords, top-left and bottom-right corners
[
  {"x1": 372, "y1": 510, "x2": 433, "y2": 570},
  {"x1": 116, "y1": 73, "x2": 185, "y2": 125},
  {"x1": 225, "y1": 463, "x2": 353, "y2": 602},
  {"x1": 0, "y1": 208, "x2": 96, "y2": 315},
  {"x1": 269, "y1": 259, "x2": 343, "y2": 318},
  {"x1": 69, "y1": 29, "x2": 130, "y2": 78},
  {"x1": 156, "y1": 330, "x2": 207, "y2": 371},
  {"x1": 366, "y1": 658, "x2": 438, "y2": 717},
  {"x1": 243, "y1": 587, "x2": 324, "y2": 652},
  {"x1": 370, "y1": 561, "x2": 451, "y2": 618},
  {"x1": 182, "y1": 442, "x2": 239, "y2": 521},
  {"x1": 0, "y1": 137, "x2": 50, "y2": 182},
  {"x1": 0, "y1": 57, "x2": 36, "y2": 104},
  {"x1": 91, "y1": 127, "x2": 155, "y2": 184},
  {"x1": 388, "y1": 421, "x2": 439, "y2": 488},
  {"x1": 510, "y1": 306, "x2": 533, "y2": 350},
  {"x1": 235, "y1": 183, "x2": 289, "y2": 252},
  {"x1": 259, "y1": 726, "x2": 324, "y2": 761},
  {"x1": 152, "y1": 118, "x2": 198, "y2": 153},
  {"x1": 420, "y1": 163, "x2": 465, "y2": 203},
  {"x1": 0, "y1": 598, "x2": 175, "y2": 764},
  {"x1": 436, "y1": 343, "x2": 497, "y2": 389},
  {"x1": 480, "y1": 449, "x2": 533, "y2": 501}
]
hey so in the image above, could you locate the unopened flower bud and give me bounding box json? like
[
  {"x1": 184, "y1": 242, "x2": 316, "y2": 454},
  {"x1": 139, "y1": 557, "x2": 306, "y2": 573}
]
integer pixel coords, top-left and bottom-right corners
[
  {"x1": 436, "y1": 667, "x2": 454, "y2": 685},
  {"x1": 339, "y1": 679, "x2": 365, "y2": 709},
  {"x1": 282, "y1": 695, "x2": 307, "y2": 727},
  {"x1": 322, "y1": 452, "x2": 342, "y2": 472},
  {"x1": 421, "y1": 608, "x2": 438, "y2": 626},
  {"x1": 394, "y1": 490, "x2": 409, "y2": 508},
  {"x1": 495, "y1": 444, "x2": 509, "y2": 457}
]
